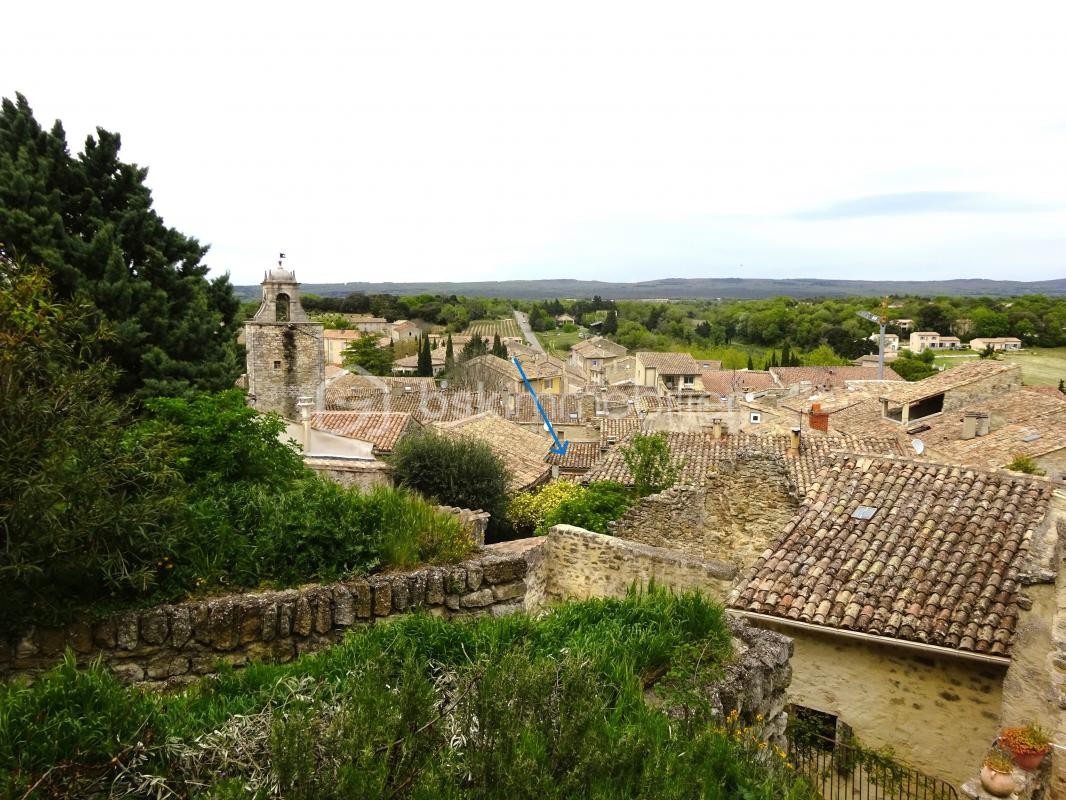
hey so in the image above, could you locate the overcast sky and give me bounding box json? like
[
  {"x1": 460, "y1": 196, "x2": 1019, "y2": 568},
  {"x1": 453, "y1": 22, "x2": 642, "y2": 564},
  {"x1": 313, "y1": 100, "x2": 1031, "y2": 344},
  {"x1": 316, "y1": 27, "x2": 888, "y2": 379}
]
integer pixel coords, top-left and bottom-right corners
[{"x1": 4, "y1": 2, "x2": 1065, "y2": 286}]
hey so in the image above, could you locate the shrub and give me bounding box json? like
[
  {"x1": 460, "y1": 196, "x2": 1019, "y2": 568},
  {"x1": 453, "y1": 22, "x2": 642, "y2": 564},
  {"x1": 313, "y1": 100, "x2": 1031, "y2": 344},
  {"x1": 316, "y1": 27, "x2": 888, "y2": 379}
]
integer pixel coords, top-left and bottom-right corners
[
  {"x1": 0, "y1": 590, "x2": 824, "y2": 800},
  {"x1": 506, "y1": 481, "x2": 584, "y2": 533},
  {"x1": 391, "y1": 431, "x2": 512, "y2": 519},
  {"x1": 540, "y1": 481, "x2": 635, "y2": 534},
  {"x1": 0, "y1": 262, "x2": 185, "y2": 635},
  {"x1": 622, "y1": 432, "x2": 678, "y2": 495}
]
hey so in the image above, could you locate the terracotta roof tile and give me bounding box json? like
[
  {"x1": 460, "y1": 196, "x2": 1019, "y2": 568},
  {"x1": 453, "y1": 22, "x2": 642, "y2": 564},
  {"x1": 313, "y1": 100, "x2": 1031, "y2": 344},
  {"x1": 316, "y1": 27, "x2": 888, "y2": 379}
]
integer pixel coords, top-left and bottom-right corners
[
  {"x1": 545, "y1": 441, "x2": 601, "y2": 473},
  {"x1": 878, "y1": 361, "x2": 1019, "y2": 404},
  {"x1": 432, "y1": 412, "x2": 552, "y2": 491},
  {"x1": 309, "y1": 412, "x2": 416, "y2": 453},
  {"x1": 771, "y1": 365, "x2": 902, "y2": 388},
  {"x1": 636, "y1": 351, "x2": 702, "y2": 374},
  {"x1": 701, "y1": 370, "x2": 776, "y2": 396},
  {"x1": 584, "y1": 431, "x2": 903, "y2": 495},
  {"x1": 729, "y1": 453, "x2": 1054, "y2": 656}
]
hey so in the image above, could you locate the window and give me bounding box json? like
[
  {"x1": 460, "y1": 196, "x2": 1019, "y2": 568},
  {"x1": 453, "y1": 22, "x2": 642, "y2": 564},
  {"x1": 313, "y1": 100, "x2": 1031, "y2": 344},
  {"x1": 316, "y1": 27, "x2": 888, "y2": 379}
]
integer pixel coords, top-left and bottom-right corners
[
  {"x1": 544, "y1": 379, "x2": 554, "y2": 390},
  {"x1": 273, "y1": 360, "x2": 281, "y2": 369},
  {"x1": 749, "y1": 412, "x2": 762, "y2": 424}
]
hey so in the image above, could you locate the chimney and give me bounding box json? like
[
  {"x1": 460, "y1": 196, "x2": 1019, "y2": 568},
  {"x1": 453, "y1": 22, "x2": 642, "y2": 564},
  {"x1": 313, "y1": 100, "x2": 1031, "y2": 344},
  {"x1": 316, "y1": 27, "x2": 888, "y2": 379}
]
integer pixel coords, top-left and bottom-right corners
[
  {"x1": 809, "y1": 403, "x2": 830, "y2": 433},
  {"x1": 789, "y1": 427, "x2": 801, "y2": 454},
  {"x1": 976, "y1": 412, "x2": 990, "y2": 437},
  {"x1": 961, "y1": 412, "x2": 978, "y2": 440},
  {"x1": 712, "y1": 418, "x2": 724, "y2": 440}
]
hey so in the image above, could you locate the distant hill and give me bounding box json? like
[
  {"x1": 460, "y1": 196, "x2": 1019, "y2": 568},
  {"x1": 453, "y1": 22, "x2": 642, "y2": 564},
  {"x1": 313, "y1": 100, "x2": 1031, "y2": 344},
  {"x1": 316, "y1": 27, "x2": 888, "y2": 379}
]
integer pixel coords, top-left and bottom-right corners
[{"x1": 234, "y1": 276, "x2": 1066, "y2": 301}]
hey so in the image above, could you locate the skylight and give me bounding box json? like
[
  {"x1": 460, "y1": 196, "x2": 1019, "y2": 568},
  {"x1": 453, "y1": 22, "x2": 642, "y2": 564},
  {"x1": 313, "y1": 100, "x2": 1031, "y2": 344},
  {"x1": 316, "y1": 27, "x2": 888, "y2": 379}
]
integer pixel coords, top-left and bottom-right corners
[{"x1": 851, "y1": 505, "x2": 878, "y2": 520}]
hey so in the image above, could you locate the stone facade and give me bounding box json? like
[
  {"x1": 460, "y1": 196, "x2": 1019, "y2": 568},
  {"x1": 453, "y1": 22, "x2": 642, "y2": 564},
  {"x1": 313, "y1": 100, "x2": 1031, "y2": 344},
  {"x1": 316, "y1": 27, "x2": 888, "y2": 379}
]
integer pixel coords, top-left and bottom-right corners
[
  {"x1": 752, "y1": 619, "x2": 1007, "y2": 787},
  {"x1": 2, "y1": 549, "x2": 532, "y2": 688},
  {"x1": 608, "y1": 456, "x2": 799, "y2": 568},
  {"x1": 245, "y1": 268, "x2": 325, "y2": 419}
]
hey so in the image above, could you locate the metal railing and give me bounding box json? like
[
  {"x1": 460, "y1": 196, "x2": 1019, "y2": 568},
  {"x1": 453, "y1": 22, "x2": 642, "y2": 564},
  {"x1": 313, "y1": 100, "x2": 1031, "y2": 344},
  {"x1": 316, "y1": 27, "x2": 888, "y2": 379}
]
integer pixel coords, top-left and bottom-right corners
[{"x1": 787, "y1": 733, "x2": 958, "y2": 800}]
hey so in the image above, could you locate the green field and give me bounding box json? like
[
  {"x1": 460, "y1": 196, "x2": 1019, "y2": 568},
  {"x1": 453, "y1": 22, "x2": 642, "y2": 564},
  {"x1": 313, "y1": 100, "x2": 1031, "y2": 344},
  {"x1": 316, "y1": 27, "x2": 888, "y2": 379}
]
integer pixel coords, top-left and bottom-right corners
[
  {"x1": 933, "y1": 347, "x2": 1066, "y2": 387},
  {"x1": 541, "y1": 327, "x2": 583, "y2": 355},
  {"x1": 466, "y1": 318, "x2": 522, "y2": 340}
]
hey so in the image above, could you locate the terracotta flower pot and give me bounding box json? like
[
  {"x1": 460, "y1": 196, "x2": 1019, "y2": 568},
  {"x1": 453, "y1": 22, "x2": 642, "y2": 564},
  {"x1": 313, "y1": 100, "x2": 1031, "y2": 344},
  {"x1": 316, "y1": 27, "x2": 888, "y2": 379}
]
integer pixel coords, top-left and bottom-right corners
[
  {"x1": 980, "y1": 765, "x2": 1015, "y2": 797},
  {"x1": 1009, "y1": 748, "x2": 1047, "y2": 772}
]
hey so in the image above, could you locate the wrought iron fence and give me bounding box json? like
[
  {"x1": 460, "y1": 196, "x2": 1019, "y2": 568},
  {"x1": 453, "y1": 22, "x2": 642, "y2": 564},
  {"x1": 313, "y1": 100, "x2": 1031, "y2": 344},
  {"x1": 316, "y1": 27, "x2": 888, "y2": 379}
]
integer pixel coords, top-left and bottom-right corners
[{"x1": 787, "y1": 733, "x2": 959, "y2": 800}]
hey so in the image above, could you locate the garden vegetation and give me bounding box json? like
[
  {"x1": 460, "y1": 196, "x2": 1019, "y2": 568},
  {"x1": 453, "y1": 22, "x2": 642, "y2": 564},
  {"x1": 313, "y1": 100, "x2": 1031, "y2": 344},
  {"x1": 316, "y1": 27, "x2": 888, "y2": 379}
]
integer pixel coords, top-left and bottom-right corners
[{"x1": 0, "y1": 589, "x2": 818, "y2": 800}]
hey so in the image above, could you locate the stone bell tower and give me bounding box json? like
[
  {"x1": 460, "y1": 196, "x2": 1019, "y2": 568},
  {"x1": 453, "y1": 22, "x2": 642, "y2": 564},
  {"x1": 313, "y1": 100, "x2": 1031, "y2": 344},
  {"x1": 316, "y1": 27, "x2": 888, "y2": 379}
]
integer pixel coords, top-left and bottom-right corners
[{"x1": 244, "y1": 264, "x2": 324, "y2": 419}]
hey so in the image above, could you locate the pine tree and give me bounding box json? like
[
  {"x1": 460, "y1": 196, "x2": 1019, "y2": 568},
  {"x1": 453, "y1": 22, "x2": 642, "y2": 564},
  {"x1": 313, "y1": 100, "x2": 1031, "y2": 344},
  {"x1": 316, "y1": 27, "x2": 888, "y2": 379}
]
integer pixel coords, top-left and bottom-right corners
[
  {"x1": 0, "y1": 94, "x2": 241, "y2": 399},
  {"x1": 416, "y1": 335, "x2": 433, "y2": 377},
  {"x1": 445, "y1": 334, "x2": 455, "y2": 372}
]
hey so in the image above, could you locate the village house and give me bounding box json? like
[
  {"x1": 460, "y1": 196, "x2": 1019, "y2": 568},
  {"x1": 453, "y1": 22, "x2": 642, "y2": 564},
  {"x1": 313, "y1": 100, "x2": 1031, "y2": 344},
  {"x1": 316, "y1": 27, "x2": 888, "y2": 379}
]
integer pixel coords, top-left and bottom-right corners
[
  {"x1": 555, "y1": 313, "x2": 575, "y2": 325},
  {"x1": 969, "y1": 336, "x2": 1024, "y2": 352},
  {"x1": 390, "y1": 319, "x2": 423, "y2": 342},
  {"x1": 322, "y1": 328, "x2": 369, "y2": 365},
  {"x1": 633, "y1": 351, "x2": 704, "y2": 393},
  {"x1": 770, "y1": 365, "x2": 902, "y2": 391},
  {"x1": 867, "y1": 331, "x2": 900, "y2": 351},
  {"x1": 729, "y1": 452, "x2": 1065, "y2": 787},
  {"x1": 461, "y1": 353, "x2": 576, "y2": 396},
  {"x1": 891, "y1": 318, "x2": 914, "y2": 331},
  {"x1": 345, "y1": 314, "x2": 390, "y2": 333},
  {"x1": 907, "y1": 331, "x2": 962, "y2": 353},
  {"x1": 392, "y1": 346, "x2": 447, "y2": 376},
  {"x1": 877, "y1": 360, "x2": 1021, "y2": 427},
  {"x1": 568, "y1": 336, "x2": 629, "y2": 385},
  {"x1": 432, "y1": 412, "x2": 552, "y2": 492}
]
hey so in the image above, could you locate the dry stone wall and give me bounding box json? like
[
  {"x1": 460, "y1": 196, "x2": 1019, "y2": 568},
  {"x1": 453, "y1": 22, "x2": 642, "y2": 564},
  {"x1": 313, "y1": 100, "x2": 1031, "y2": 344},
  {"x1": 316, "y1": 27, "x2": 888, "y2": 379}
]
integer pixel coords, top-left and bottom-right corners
[
  {"x1": 608, "y1": 457, "x2": 798, "y2": 569},
  {"x1": 1, "y1": 550, "x2": 531, "y2": 688}
]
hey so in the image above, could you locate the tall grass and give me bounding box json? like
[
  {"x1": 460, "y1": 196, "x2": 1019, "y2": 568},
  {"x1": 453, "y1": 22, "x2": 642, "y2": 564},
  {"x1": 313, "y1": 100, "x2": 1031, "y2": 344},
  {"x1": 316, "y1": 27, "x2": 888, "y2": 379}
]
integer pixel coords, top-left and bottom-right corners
[{"x1": 0, "y1": 590, "x2": 816, "y2": 800}]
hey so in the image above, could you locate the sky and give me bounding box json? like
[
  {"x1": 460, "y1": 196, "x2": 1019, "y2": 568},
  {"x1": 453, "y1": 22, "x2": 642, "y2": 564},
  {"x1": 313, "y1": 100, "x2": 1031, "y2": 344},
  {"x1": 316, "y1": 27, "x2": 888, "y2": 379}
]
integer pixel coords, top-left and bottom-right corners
[{"x1": 3, "y1": 1, "x2": 1065, "y2": 286}]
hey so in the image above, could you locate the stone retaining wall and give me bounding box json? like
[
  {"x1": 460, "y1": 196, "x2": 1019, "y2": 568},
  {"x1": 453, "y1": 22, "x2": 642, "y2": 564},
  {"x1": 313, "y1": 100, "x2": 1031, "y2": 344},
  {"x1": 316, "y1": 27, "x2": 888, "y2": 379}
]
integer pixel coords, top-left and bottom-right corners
[
  {"x1": 538, "y1": 524, "x2": 738, "y2": 605},
  {"x1": 1, "y1": 549, "x2": 532, "y2": 688}
]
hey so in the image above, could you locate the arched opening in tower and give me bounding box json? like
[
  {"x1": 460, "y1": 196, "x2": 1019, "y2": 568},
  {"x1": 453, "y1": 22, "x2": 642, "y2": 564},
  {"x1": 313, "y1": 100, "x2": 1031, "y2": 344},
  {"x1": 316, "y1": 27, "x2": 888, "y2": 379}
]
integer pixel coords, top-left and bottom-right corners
[{"x1": 275, "y1": 293, "x2": 290, "y2": 322}]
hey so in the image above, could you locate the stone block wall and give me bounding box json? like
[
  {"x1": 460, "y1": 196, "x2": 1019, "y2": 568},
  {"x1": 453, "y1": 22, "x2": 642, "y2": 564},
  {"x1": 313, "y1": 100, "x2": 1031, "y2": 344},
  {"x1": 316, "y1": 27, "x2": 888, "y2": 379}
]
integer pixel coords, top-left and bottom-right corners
[
  {"x1": 245, "y1": 321, "x2": 325, "y2": 419},
  {"x1": 942, "y1": 364, "x2": 1022, "y2": 415},
  {"x1": 304, "y1": 457, "x2": 393, "y2": 490},
  {"x1": 539, "y1": 525, "x2": 738, "y2": 605},
  {"x1": 436, "y1": 506, "x2": 491, "y2": 547},
  {"x1": 1, "y1": 550, "x2": 532, "y2": 688},
  {"x1": 607, "y1": 457, "x2": 798, "y2": 568}
]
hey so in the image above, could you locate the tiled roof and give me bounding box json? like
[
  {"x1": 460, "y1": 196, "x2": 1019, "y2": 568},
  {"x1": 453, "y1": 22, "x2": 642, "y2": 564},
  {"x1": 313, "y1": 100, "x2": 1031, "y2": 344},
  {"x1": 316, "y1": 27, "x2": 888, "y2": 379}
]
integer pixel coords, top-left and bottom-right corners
[
  {"x1": 599, "y1": 417, "x2": 642, "y2": 445},
  {"x1": 571, "y1": 337, "x2": 628, "y2": 359},
  {"x1": 309, "y1": 412, "x2": 416, "y2": 453},
  {"x1": 432, "y1": 412, "x2": 551, "y2": 491},
  {"x1": 325, "y1": 374, "x2": 437, "y2": 404},
  {"x1": 771, "y1": 366, "x2": 902, "y2": 388},
  {"x1": 917, "y1": 388, "x2": 1066, "y2": 472},
  {"x1": 730, "y1": 453, "x2": 1055, "y2": 657},
  {"x1": 545, "y1": 441, "x2": 601, "y2": 473},
  {"x1": 509, "y1": 393, "x2": 586, "y2": 425},
  {"x1": 328, "y1": 389, "x2": 505, "y2": 423},
  {"x1": 636, "y1": 351, "x2": 702, "y2": 375},
  {"x1": 584, "y1": 431, "x2": 904, "y2": 495},
  {"x1": 697, "y1": 360, "x2": 722, "y2": 371},
  {"x1": 878, "y1": 361, "x2": 1019, "y2": 404},
  {"x1": 701, "y1": 370, "x2": 776, "y2": 396}
]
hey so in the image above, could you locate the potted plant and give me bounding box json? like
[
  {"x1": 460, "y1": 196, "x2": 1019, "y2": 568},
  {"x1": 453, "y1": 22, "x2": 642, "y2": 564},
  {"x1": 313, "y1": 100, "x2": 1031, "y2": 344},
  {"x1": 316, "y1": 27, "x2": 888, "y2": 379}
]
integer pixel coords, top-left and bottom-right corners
[
  {"x1": 999, "y1": 723, "x2": 1051, "y2": 771},
  {"x1": 980, "y1": 749, "x2": 1015, "y2": 797}
]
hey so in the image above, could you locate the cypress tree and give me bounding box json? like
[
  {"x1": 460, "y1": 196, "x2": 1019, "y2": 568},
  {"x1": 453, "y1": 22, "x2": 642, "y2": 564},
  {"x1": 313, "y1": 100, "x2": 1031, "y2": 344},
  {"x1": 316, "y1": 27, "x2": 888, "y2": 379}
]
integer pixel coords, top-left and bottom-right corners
[
  {"x1": 445, "y1": 334, "x2": 455, "y2": 372},
  {"x1": 416, "y1": 335, "x2": 432, "y2": 377},
  {"x1": 780, "y1": 342, "x2": 791, "y2": 369},
  {"x1": 746, "y1": 354, "x2": 754, "y2": 370},
  {"x1": 492, "y1": 332, "x2": 507, "y2": 358}
]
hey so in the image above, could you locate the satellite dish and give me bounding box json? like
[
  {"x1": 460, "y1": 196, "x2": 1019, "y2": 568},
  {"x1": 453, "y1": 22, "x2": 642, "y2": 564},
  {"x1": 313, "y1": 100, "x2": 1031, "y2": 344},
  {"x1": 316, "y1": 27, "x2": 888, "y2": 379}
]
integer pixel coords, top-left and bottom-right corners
[
  {"x1": 440, "y1": 380, "x2": 448, "y2": 389},
  {"x1": 912, "y1": 439, "x2": 925, "y2": 455},
  {"x1": 744, "y1": 392, "x2": 755, "y2": 402}
]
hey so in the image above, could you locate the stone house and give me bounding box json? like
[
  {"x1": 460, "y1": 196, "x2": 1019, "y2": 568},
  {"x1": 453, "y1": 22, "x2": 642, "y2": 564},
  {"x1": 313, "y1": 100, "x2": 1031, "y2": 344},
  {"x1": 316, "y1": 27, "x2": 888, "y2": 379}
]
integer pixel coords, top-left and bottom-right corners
[
  {"x1": 392, "y1": 347, "x2": 447, "y2": 376},
  {"x1": 461, "y1": 353, "x2": 574, "y2": 396},
  {"x1": 877, "y1": 360, "x2": 1022, "y2": 427},
  {"x1": 555, "y1": 313, "x2": 575, "y2": 325},
  {"x1": 770, "y1": 365, "x2": 902, "y2": 390},
  {"x1": 729, "y1": 452, "x2": 1066, "y2": 788},
  {"x1": 432, "y1": 412, "x2": 552, "y2": 492},
  {"x1": 568, "y1": 337, "x2": 628, "y2": 385},
  {"x1": 969, "y1": 336, "x2": 1024, "y2": 352},
  {"x1": 346, "y1": 314, "x2": 390, "y2": 333},
  {"x1": 892, "y1": 318, "x2": 914, "y2": 331},
  {"x1": 322, "y1": 329, "x2": 369, "y2": 366},
  {"x1": 390, "y1": 319, "x2": 423, "y2": 342},
  {"x1": 633, "y1": 351, "x2": 704, "y2": 393},
  {"x1": 868, "y1": 331, "x2": 900, "y2": 351},
  {"x1": 307, "y1": 411, "x2": 420, "y2": 456}
]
